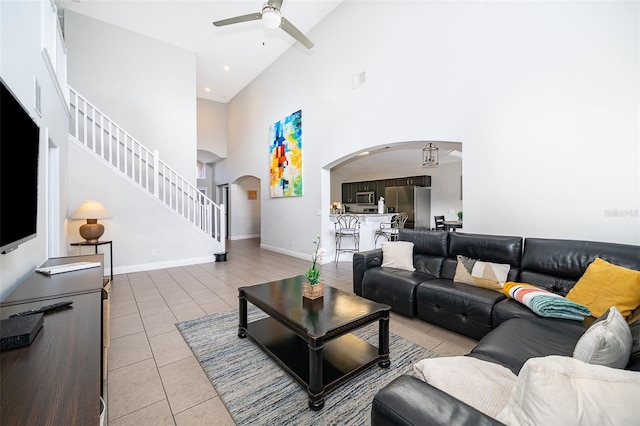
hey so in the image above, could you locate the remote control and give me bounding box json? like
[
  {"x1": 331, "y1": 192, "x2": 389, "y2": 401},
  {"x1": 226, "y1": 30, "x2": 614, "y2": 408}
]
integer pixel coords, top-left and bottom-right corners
[{"x1": 9, "y1": 301, "x2": 73, "y2": 318}]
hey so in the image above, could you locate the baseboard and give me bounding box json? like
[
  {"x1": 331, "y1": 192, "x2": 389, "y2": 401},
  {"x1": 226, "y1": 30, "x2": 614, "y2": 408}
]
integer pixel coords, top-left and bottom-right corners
[
  {"x1": 259, "y1": 243, "x2": 308, "y2": 261},
  {"x1": 112, "y1": 255, "x2": 215, "y2": 275},
  {"x1": 229, "y1": 234, "x2": 260, "y2": 241},
  {"x1": 259, "y1": 243, "x2": 351, "y2": 264}
]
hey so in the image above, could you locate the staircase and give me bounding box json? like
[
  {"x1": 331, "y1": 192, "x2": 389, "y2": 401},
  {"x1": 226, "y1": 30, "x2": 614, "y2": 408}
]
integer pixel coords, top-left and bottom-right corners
[{"x1": 68, "y1": 87, "x2": 225, "y2": 252}]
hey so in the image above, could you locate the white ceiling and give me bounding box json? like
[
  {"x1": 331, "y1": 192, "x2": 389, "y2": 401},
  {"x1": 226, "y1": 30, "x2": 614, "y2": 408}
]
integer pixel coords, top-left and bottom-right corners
[
  {"x1": 331, "y1": 141, "x2": 463, "y2": 175},
  {"x1": 56, "y1": 0, "x2": 343, "y2": 103}
]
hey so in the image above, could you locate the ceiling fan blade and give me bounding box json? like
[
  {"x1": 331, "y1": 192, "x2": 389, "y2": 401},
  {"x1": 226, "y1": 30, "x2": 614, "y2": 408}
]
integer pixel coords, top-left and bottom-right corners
[
  {"x1": 213, "y1": 12, "x2": 261, "y2": 27},
  {"x1": 280, "y1": 17, "x2": 314, "y2": 49},
  {"x1": 267, "y1": 0, "x2": 284, "y2": 9}
]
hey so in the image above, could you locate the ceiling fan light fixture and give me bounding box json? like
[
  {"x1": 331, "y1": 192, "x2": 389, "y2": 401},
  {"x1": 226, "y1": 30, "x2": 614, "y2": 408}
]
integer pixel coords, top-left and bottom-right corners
[{"x1": 262, "y1": 6, "x2": 281, "y2": 29}]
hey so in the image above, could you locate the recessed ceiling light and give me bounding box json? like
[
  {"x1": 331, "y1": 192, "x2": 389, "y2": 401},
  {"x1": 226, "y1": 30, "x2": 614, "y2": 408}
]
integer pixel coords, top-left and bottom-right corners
[
  {"x1": 204, "y1": 87, "x2": 211, "y2": 92},
  {"x1": 224, "y1": 66, "x2": 230, "y2": 71}
]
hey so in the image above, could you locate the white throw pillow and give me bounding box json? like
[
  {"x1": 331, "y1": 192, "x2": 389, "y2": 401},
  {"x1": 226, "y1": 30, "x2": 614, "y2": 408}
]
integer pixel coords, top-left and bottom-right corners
[
  {"x1": 381, "y1": 241, "x2": 415, "y2": 272},
  {"x1": 573, "y1": 306, "x2": 633, "y2": 368},
  {"x1": 413, "y1": 356, "x2": 517, "y2": 418},
  {"x1": 497, "y1": 355, "x2": 640, "y2": 426}
]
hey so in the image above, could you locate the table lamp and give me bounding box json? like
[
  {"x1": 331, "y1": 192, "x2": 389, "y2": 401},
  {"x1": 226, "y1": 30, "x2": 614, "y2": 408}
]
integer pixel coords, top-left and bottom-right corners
[{"x1": 70, "y1": 201, "x2": 111, "y2": 243}]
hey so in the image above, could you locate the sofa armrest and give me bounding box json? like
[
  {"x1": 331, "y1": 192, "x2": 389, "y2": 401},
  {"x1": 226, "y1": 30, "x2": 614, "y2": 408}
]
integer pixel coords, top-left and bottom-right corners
[
  {"x1": 353, "y1": 249, "x2": 382, "y2": 295},
  {"x1": 371, "y1": 375, "x2": 504, "y2": 426}
]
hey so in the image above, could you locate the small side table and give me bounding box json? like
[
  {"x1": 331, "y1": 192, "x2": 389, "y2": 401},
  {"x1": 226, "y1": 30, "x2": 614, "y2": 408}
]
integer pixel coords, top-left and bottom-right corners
[{"x1": 71, "y1": 240, "x2": 113, "y2": 282}]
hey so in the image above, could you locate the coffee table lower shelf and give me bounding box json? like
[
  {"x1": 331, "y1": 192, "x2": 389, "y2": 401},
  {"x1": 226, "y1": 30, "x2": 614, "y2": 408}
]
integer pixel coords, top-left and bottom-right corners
[{"x1": 241, "y1": 316, "x2": 386, "y2": 410}]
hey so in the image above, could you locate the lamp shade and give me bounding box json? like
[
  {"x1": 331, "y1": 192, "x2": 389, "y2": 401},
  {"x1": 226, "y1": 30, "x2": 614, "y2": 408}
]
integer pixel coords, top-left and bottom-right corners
[
  {"x1": 70, "y1": 201, "x2": 111, "y2": 220},
  {"x1": 70, "y1": 201, "x2": 111, "y2": 243}
]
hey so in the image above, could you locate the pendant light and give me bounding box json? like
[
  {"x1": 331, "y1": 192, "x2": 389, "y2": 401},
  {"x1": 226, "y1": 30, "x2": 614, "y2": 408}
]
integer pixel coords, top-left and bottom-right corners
[{"x1": 422, "y1": 143, "x2": 439, "y2": 168}]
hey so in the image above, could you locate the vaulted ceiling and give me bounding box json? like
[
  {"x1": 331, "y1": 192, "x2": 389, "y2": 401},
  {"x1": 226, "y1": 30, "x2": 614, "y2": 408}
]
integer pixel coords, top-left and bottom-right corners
[{"x1": 56, "y1": 0, "x2": 343, "y2": 104}]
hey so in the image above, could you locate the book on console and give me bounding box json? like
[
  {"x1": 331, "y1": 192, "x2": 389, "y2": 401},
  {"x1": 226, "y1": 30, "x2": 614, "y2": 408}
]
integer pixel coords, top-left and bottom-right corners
[{"x1": 0, "y1": 313, "x2": 44, "y2": 351}]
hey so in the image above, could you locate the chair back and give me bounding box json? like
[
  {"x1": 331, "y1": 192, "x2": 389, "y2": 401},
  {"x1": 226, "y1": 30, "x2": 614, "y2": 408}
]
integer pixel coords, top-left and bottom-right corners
[
  {"x1": 393, "y1": 212, "x2": 409, "y2": 229},
  {"x1": 335, "y1": 213, "x2": 360, "y2": 233},
  {"x1": 434, "y1": 215, "x2": 445, "y2": 231}
]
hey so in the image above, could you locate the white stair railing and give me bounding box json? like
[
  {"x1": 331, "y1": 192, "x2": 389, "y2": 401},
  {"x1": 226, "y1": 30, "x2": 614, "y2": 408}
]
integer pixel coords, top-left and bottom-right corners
[{"x1": 68, "y1": 87, "x2": 225, "y2": 248}]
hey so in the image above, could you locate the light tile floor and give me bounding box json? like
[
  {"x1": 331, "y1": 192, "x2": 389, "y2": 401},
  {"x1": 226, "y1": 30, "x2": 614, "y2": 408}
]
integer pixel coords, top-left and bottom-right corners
[{"x1": 104, "y1": 238, "x2": 478, "y2": 425}]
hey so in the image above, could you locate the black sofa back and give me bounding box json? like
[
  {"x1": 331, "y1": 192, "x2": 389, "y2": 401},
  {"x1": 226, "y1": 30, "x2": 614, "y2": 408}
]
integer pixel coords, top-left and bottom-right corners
[
  {"x1": 398, "y1": 229, "x2": 448, "y2": 277},
  {"x1": 491, "y1": 238, "x2": 640, "y2": 328},
  {"x1": 442, "y1": 232, "x2": 523, "y2": 281},
  {"x1": 519, "y1": 238, "x2": 640, "y2": 295}
]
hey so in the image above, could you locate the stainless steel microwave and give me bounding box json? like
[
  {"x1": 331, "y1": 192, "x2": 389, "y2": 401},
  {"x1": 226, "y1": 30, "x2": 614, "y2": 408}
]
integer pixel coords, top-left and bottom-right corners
[{"x1": 356, "y1": 191, "x2": 376, "y2": 205}]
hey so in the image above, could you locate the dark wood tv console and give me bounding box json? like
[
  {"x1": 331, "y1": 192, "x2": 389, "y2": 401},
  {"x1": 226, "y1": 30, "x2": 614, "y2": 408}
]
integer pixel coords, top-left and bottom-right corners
[{"x1": 0, "y1": 254, "x2": 105, "y2": 425}]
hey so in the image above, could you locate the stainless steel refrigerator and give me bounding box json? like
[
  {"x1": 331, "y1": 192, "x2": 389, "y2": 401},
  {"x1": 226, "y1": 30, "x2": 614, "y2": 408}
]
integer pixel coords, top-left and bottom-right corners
[{"x1": 384, "y1": 186, "x2": 431, "y2": 230}]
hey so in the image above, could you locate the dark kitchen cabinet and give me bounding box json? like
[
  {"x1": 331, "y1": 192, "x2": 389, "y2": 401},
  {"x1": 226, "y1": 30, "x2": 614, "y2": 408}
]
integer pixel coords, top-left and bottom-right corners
[
  {"x1": 357, "y1": 181, "x2": 376, "y2": 192},
  {"x1": 396, "y1": 175, "x2": 431, "y2": 187},
  {"x1": 376, "y1": 181, "x2": 386, "y2": 199},
  {"x1": 341, "y1": 176, "x2": 431, "y2": 204},
  {"x1": 342, "y1": 183, "x2": 357, "y2": 203}
]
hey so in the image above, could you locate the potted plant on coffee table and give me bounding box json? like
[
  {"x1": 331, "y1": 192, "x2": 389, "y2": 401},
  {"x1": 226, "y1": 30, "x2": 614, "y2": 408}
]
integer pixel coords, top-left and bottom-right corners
[{"x1": 303, "y1": 235, "x2": 326, "y2": 300}]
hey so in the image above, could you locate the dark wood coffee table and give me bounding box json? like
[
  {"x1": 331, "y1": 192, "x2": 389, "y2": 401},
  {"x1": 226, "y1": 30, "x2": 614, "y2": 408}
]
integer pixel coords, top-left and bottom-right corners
[{"x1": 238, "y1": 276, "x2": 391, "y2": 410}]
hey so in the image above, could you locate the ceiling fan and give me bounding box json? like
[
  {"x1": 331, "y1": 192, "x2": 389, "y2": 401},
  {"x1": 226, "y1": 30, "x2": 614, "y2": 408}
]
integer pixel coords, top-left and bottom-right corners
[{"x1": 212, "y1": 0, "x2": 314, "y2": 49}]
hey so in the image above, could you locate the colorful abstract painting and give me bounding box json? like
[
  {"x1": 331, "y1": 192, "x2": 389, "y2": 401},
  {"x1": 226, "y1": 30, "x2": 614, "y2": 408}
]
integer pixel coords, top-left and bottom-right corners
[{"x1": 269, "y1": 110, "x2": 303, "y2": 198}]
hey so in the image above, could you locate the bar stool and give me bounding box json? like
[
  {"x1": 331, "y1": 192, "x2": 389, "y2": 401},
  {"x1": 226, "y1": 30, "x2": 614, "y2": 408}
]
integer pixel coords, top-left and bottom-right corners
[
  {"x1": 374, "y1": 212, "x2": 408, "y2": 247},
  {"x1": 334, "y1": 213, "x2": 361, "y2": 264}
]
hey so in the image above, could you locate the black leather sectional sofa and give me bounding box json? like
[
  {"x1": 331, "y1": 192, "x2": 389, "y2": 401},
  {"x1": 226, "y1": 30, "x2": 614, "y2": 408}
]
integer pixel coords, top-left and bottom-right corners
[{"x1": 352, "y1": 230, "x2": 640, "y2": 425}]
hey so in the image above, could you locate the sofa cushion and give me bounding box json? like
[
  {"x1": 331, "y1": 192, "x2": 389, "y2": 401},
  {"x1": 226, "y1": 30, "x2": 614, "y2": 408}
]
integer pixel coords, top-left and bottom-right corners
[
  {"x1": 361, "y1": 268, "x2": 433, "y2": 317},
  {"x1": 566, "y1": 257, "x2": 640, "y2": 318},
  {"x1": 491, "y1": 298, "x2": 596, "y2": 330},
  {"x1": 469, "y1": 318, "x2": 585, "y2": 374},
  {"x1": 453, "y1": 255, "x2": 510, "y2": 292},
  {"x1": 381, "y1": 241, "x2": 415, "y2": 272},
  {"x1": 496, "y1": 355, "x2": 640, "y2": 426},
  {"x1": 573, "y1": 306, "x2": 632, "y2": 369},
  {"x1": 628, "y1": 321, "x2": 640, "y2": 371},
  {"x1": 416, "y1": 279, "x2": 506, "y2": 340},
  {"x1": 413, "y1": 356, "x2": 517, "y2": 418}
]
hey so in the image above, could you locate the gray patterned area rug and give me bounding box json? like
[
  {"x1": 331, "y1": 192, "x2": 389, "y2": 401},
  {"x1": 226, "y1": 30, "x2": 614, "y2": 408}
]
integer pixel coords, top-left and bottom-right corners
[{"x1": 176, "y1": 307, "x2": 437, "y2": 426}]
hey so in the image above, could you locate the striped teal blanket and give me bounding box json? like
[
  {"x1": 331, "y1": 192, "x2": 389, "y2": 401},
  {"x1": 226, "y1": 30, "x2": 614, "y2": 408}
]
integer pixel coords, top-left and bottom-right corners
[{"x1": 503, "y1": 282, "x2": 592, "y2": 321}]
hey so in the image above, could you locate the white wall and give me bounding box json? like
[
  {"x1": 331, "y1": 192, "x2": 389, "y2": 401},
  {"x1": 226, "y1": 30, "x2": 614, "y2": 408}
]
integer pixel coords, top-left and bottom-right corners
[
  {"x1": 0, "y1": 1, "x2": 71, "y2": 300},
  {"x1": 67, "y1": 142, "x2": 218, "y2": 273},
  {"x1": 428, "y1": 162, "x2": 462, "y2": 224},
  {"x1": 65, "y1": 10, "x2": 197, "y2": 182},
  {"x1": 220, "y1": 0, "x2": 639, "y2": 262},
  {"x1": 197, "y1": 97, "x2": 227, "y2": 159}
]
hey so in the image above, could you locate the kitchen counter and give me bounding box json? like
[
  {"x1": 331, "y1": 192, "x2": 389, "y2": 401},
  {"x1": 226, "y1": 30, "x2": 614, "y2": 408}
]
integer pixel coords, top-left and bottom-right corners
[{"x1": 330, "y1": 213, "x2": 396, "y2": 261}]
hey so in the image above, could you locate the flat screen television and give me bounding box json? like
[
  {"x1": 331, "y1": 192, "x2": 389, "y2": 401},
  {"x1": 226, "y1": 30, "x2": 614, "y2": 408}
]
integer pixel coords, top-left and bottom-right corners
[{"x1": 0, "y1": 78, "x2": 40, "y2": 254}]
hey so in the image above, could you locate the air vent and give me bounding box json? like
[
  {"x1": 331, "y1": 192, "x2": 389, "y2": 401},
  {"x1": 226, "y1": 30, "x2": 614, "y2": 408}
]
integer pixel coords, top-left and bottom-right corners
[{"x1": 352, "y1": 71, "x2": 366, "y2": 89}]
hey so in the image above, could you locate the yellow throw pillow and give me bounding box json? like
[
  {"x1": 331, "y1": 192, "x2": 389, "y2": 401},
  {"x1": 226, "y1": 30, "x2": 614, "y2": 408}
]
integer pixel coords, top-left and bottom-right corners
[{"x1": 566, "y1": 258, "x2": 640, "y2": 318}]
